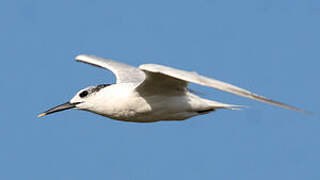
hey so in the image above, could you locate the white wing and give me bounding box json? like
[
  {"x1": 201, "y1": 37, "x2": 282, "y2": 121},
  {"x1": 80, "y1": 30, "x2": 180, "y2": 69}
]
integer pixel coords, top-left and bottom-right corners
[
  {"x1": 139, "y1": 64, "x2": 310, "y2": 114},
  {"x1": 75, "y1": 55, "x2": 145, "y2": 83}
]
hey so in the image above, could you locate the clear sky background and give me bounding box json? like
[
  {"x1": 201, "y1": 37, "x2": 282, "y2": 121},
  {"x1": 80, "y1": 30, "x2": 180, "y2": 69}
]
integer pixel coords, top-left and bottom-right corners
[{"x1": 1, "y1": 0, "x2": 320, "y2": 179}]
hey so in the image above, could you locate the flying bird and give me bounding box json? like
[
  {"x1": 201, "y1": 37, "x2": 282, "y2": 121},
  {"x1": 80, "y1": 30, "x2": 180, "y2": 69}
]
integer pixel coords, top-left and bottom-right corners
[{"x1": 38, "y1": 55, "x2": 309, "y2": 122}]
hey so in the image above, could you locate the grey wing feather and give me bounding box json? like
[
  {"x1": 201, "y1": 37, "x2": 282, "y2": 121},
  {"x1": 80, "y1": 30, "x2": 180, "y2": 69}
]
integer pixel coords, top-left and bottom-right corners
[
  {"x1": 139, "y1": 64, "x2": 310, "y2": 114},
  {"x1": 75, "y1": 55, "x2": 145, "y2": 83},
  {"x1": 135, "y1": 70, "x2": 189, "y2": 96}
]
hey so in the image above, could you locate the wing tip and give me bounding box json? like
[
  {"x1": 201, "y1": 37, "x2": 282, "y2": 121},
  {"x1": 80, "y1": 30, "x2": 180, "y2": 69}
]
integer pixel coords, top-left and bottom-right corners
[{"x1": 75, "y1": 54, "x2": 95, "y2": 62}]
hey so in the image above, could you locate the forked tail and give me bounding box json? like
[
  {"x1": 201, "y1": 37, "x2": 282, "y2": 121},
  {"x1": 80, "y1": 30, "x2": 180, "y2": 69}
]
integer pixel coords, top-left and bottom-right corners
[{"x1": 206, "y1": 99, "x2": 246, "y2": 111}]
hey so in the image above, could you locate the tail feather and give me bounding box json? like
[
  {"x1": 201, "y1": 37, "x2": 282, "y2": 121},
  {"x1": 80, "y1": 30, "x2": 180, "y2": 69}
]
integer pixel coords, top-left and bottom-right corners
[{"x1": 206, "y1": 99, "x2": 246, "y2": 110}]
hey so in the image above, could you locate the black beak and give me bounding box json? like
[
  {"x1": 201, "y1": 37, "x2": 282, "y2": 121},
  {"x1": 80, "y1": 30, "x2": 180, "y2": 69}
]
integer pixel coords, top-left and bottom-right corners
[{"x1": 38, "y1": 102, "x2": 80, "y2": 117}]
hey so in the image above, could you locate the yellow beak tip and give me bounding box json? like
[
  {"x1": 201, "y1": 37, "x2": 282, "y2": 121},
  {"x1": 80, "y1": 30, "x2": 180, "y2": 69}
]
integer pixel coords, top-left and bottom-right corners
[{"x1": 38, "y1": 113, "x2": 46, "y2": 118}]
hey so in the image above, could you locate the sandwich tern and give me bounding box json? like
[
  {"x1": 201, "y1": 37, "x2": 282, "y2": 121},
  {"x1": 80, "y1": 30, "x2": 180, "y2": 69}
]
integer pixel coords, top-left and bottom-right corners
[{"x1": 38, "y1": 55, "x2": 309, "y2": 122}]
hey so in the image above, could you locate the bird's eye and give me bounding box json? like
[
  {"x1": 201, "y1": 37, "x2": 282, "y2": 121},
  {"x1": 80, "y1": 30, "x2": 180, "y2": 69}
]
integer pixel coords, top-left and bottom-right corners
[{"x1": 79, "y1": 90, "x2": 89, "y2": 98}]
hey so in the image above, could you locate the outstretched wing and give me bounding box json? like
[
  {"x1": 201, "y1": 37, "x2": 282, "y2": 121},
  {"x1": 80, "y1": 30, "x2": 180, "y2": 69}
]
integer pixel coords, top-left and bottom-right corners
[
  {"x1": 75, "y1": 55, "x2": 145, "y2": 83},
  {"x1": 139, "y1": 64, "x2": 310, "y2": 114}
]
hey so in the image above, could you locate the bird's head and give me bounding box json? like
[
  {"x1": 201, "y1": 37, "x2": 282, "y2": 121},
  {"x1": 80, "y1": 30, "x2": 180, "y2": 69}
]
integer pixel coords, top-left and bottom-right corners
[{"x1": 38, "y1": 84, "x2": 111, "y2": 117}]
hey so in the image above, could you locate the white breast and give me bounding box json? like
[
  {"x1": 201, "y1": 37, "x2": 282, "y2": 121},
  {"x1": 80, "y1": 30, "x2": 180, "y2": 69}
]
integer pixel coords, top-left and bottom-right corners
[
  {"x1": 85, "y1": 83, "x2": 211, "y2": 122},
  {"x1": 85, "y1": 83, "x2": 151, "y2": 120}
]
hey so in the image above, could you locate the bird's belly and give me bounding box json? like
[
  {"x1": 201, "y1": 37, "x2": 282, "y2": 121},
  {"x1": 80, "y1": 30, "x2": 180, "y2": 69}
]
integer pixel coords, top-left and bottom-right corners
[{"x1": 100, "y1": 95, "x2": 201, "y2": 122}]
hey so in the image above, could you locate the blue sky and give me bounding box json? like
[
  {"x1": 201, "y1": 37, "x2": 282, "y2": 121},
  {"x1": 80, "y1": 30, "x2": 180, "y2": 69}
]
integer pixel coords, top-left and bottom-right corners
[{"x1": 1, "y1": 0, "x2": 320, "y2": 179}]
